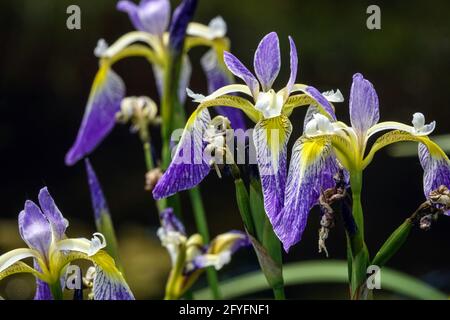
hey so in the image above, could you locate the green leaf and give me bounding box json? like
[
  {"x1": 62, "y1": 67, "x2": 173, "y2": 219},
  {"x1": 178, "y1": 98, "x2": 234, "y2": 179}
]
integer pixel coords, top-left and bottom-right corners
[
  {"x1": 372, "y1": 219, "x2": 413, "y2": 267},
  {"x1": 248, "y1": 235, "x2": 283, "y2": 290},
  {"x1": 234, "y1": 178, "x2": 255, "y2": 236},
  {"x1": 193, "y1": 260, "x2": 447, "y2": 300}
]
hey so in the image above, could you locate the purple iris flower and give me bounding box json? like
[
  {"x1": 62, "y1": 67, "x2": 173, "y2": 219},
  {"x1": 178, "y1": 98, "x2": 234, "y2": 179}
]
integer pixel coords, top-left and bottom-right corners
[
  {"x1": 0, "y1": 187, "x2": 134, "y2": 300},
  {"x1": 154, "y1": 32, "x2": 342, "y2": 233},
  {"x1": 158, "y1": 208, "x2": 250, "y2": 299},
  {"x1": 276, "y1": 73, "x2": 445, "y2": 251}
]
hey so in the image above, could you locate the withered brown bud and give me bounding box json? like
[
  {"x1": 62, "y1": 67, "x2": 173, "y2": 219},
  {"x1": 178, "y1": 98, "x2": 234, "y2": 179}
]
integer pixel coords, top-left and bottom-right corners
[
  {"x1": 429, "y1": 185, "x2": 450, "y2": 209},
  {"x1": 145, "y1": 168, "x2": 163, "y2": 191}
]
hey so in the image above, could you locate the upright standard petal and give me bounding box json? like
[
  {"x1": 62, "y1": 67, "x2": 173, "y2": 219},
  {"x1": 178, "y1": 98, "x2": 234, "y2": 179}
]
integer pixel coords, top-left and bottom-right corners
[
  {"x1": 38, "y1": 188, "x2": 68, "y2": 241},
  {"x1": 224, "y1": 51, "x2": 259, "y2": 98},
  {"x1": 253, "y1": 115, "x2": 292, "y2": 227},
  {"x1": 253, "y1": 32, "x2": 280, "y2": 91},
  {"x1": 286, "y1": 36, "x2": 298, "y2": 94},
  {"x1": 168, "y1": 0, "x2": 198, "y2": 55},
  {"x1": 117, "y1": 0, "x2": 171, "y2": 36},
  {"x1": 85, "y1": 159, "x2": 109, "y2": 222},
  {"x1": 349, "y1": 73, "x2": 379, "y2": 138},
  {"x1": 18, "y1": 201, "x2": 52, "y2": 256},
  {"x1": 419, "y1": 144, "x2": 450, "y2": 199},
  {"x1": 153, "y1": 109, "x2": 211, "y2": 199},
  {"x1": 275, "y1": 137, "x2": 339, "y2": 251},
  {"x1": 201, "y1": 49, "x2": 246, "y2": 130},
  {"x1": 65, "y1": 66, "x2": 125, "y2": 165}
]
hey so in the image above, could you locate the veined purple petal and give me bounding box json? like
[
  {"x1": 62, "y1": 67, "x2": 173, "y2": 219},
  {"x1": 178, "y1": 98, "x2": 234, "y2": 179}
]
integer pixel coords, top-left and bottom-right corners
[
  {"x1": 93, "y1": 266, "x2": 135, "y2": 300},
  {"x1": 85, "y1": 159, "x2": 110, "y2": 222},
  {"x1": 65, "y1": 67, "x2": 125, "y2": 166},
  {"x1": 201, "y1": 49, "x2": 246, "y2": 130},
  {"x1": 349, "y1": 73, "x2": 379, "y2": 138},
  {"x1": 38, "y1": 188, "x2": 68, "y2": 242},
  {"x1": 153, "y1": 109, "x2": 211, "y2": 199},
  {"x1": 253, "y1": 116, "x2": 292, "y2": 228},
  {"x1": 286, "y1": 36, "x2": 298, "y2": 95},
  {"x1": 169, "y1": 0, "x2": 198, "y2": 55},
  {"x1": 419, "y1": 144, "x2": 450, "y2": 199},
  {"x1": 117, "y1": 0, "x2": 170, "y2": 36},
  {"x1": 224, "y1": 51, "x2": 259, "y2": 98},
  {"x1": 304, "y1": 86, "x2": 336, "y2": 120},
  {"x1": 160, "y1": 208, "x2": 186, "y2": 235},
  {"x1": 254, "y1": 32, "x2": 280, "y2": 91},
  {"x1": 18, "y1": 201, "x2": 51, "y2": 256},
  {"x1": 33, "y1": 260, "x2": 52, "y2": 300},
  {"x1": 275, "y1": 138, "x2": 339, "y2": 252}
]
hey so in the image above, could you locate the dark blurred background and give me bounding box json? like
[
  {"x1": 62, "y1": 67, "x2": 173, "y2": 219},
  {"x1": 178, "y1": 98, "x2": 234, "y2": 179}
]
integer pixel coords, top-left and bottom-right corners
[{"x1": 0, "y1": 0, "x2": 449, "y2": 299}]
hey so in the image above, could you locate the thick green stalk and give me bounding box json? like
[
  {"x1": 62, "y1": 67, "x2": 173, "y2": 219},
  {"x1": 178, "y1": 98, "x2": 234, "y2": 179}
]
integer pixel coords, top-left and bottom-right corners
[
  {"x1": 50, "y1": 280, "x2": 63, "y2": 300},
  {"x1": 189, "y1": 187, "x2": 221, "y2": 299},
  {"x1": 348, "y1": 170, "x2": 370, "y2": 299}
]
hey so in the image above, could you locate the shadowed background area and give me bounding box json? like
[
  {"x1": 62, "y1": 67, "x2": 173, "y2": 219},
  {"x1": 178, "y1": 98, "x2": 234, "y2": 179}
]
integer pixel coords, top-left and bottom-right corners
[{"x1": 0, "y1": 0, "x2": 449, "y2": 299}]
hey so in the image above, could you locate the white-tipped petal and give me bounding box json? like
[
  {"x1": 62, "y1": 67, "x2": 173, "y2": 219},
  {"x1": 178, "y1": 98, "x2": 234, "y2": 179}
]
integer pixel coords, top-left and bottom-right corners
[
  {"x1": 186, "y1": 16, "x2": 227, "y2": 40},
  {"x1": 94, "y1": 39, "x2": 109, "y2": 58},
  {"x1": 186, "y1": 88, "x2": 206, "y2": 103},
  {"x1": 88, "y1": 233, "x2": 107, "y2": 257},
  {"x1": 322, "y1": 89, "x2": 344, "y2": 103},
  {"x1": 412, "y1": 112, "x2": 436, "y2": 135}
]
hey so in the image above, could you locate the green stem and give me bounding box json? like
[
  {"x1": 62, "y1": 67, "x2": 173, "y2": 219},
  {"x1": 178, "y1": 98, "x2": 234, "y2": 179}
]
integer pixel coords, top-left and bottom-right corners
[
  {"x1": 189, "y1": 187, "x2": 221, "y2": 299},
  {"x1": 348, "y1": 170, "x2": 370, "y2": 299},
  {"x1": 50, "y1": 280, "x2": 63, "y2": 300},
  {"x1": 142, "y1": 141, "x2": 166, "y2": 213},
  {"x1": 273, "y1": 286, "x2": 285, "y2": 300}
]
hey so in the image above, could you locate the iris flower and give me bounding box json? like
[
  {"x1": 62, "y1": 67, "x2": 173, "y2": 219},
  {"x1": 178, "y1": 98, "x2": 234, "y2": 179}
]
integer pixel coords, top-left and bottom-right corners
[
  {"x1": 0, "y1": 187, "x2": 134, "y2": 300},
  {"x1": 153, "y1": 32, "x2": 343, "y2": 223},
  {"x1": 158, "y1": 208, "x2": 249, "y2": 299},
  {"x1": 66, "y1": 0, "x2": 242, "y2": 165},
  {"x1": 277, "y1": 73, "x2": 449, "y2": 251}
]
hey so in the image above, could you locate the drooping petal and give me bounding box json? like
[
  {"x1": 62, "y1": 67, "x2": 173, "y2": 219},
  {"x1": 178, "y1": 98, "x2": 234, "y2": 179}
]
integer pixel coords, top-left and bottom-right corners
[
  {"x1": 201, "y1": 49, "x2": 246, "y2": 130},
  {"x1": 38, "y1": 188, "x2": 68, "y2": 241},
  {"x1": 0, "y1": 248, "x2": 39, "y2": 273},
  {"x1": 192, "y1": 231, "x2": 249, "y2": 270},
  {"x1": 57, "y1": 250, "x2": 134, "y2": 300},
  {"x1": 275, "y1": 137, "x2": 339, "y2": 251},
  {"x1": 419, "y1": 143, "x2": 450, "y2": 200},
  {"x1": 254, "y1": 32, "x2": 280, "y2": 91},
  {"x1": 168, "y1": 0, "x2": 198, "y2": 55},
  {"x1": 19, "y1": 202, "x2": 51, "y2": 256},
  {"x1": 157, "y1": 209, "x2": 187, "y2": 266},
  {"x1": 349, "y1": 73, "x2": 379, "y2": 139},
  {"x1": 224, "y1": 51, "x2": 259, "y2": 98},
  {"x1": 33, "y1": 260, "x2": 52, "y2": 300},
  {"x1": 0, "y1": 261, "x2": 40, "y2": 282},
  {"x1": 117, "y1": 0, "x2": 170, "y2": 36},
  {"x1": 65, "y1": 66, "x2": 125, "y2": 166},
  {"x1": 253, "y1": 116, "x2": 292, "y2": 226},
  {"x1": 286, "y1": 36, "x2": 298, "y2": 95},
  {"x1": 153, "y1": 109, "x2": 211, "y2": 199}
]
